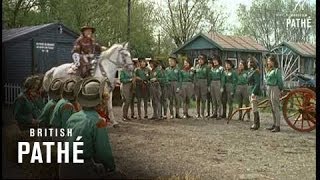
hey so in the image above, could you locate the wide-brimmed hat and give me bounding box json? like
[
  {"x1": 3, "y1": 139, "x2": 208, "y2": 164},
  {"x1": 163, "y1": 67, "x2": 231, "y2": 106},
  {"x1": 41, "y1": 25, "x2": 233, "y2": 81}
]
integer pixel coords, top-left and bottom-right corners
[
  {"x1": 80, "y1": 25, "x2": 96, "y2": 33},
  {"x1": 62, "y1": 77, "x2": 82, "y2": 101},
  {"x1": 77, "y1": 77, "x2": 107, "y2": 108},
  {"x1": 168, "y1": 54, "x2": 177, "y2": 60},
  {"x1": 48, "y1": 78, "x2": 64, "y2": 100}
]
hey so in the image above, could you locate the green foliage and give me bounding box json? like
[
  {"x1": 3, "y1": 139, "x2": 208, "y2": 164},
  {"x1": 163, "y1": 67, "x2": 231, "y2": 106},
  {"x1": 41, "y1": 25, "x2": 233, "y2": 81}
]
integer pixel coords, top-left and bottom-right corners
[
  {"x1": 3, "y1": 0, "x2": 157, "y2": 58},
  {"x1": 236, "y1": 0, "x2": 316, "y2": 50}
]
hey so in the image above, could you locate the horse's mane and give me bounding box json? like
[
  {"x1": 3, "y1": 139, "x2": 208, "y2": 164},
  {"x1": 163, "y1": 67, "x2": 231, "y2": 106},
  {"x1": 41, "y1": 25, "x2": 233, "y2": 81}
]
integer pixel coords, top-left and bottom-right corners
[{"x1": 100, "y1": 43, "x2": 122, "y2": 60}]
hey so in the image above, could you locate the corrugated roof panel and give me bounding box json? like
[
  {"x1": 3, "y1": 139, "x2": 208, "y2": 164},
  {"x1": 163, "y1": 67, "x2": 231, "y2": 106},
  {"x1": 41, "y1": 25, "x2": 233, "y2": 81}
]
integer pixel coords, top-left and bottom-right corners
[
  {"x1": 206, "y1": 32, "x2": 268, "y2": 52},
  {"x1": 283, "y1": 42, "x2": 316, "y2": 57},
  {"x1": 2, "y1": 23, "x2": 54, "y2": 42},
  {"x1": 233, "y1": 37, "x2": 258, "y2": 51}
]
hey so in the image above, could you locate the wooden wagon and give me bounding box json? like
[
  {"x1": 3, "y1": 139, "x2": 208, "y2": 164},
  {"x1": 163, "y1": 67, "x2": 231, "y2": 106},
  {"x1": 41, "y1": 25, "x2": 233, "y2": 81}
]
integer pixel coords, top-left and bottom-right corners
[{"x1": 228, "y1": 73, "x2": 316, "y2": 132}]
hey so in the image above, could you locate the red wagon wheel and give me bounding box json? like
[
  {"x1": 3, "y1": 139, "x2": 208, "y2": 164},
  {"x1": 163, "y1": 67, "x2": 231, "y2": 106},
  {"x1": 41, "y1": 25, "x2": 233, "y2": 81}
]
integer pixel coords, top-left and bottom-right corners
[{"x1": 282, "y1": 88, "x2": 316, "y2": 132}]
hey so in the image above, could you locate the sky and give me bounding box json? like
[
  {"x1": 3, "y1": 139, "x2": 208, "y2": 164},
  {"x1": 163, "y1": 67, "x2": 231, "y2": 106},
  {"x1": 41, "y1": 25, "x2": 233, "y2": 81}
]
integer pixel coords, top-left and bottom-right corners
[{"x1": 147, "y1": 0, "x2": 316, "y2": 35}]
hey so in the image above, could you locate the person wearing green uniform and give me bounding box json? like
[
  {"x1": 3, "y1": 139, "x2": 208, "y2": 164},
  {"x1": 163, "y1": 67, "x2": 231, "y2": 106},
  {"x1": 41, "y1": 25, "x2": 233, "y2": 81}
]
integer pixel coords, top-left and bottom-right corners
[
  {"x1": 135, "y1": 58, "x2": 150, "y2": 119},
  {"x1": 14, "y1": 76, "x2": 42, "y2": 130},
  {"x1": 166, "y1": 55, "x2": 182, "y2": 119},
  {"x1": 193, "y1": 54, "x2": 209, "y2": 118},
  {"x1": 236, "y1": 60, "x2": 250, "y2": 121},
  {"x1": 265, "y1": 56, "x2": 284, "y2": 132},
  {"x1": 208, "y1": 55, "x2": 224, "y2": 119},
  {"x1": 180, "y1": 58, "x2": 194, "y2": 119},
  {"x1": 130, "y1": 59, "x2": 139, "y2": 119},
  {"x1": 38, "y1": 78, "x2": 63, "y2": 127},
  {"x1": 206, "y1": 58, "x2": 213, "y2": 118},
  {"x1": 50, "y1": 78, "x2": 81, "y2": 129},
  {"x1": 59, "y1": 77, "x2": 115, "y2": 179},
  {"x1": 120, "y1": 65, "x2": 135, "y2": 121},
  {"x1": 221, "y1": 60, "x2": 238, "y2": 119},
  {"x1": 159, "y1": 61, "x2": 169, "y2": 119},
  {"x1": 149, "y1": 59, "x2": 163, "y2": 120},
  {"x1": 247, "y1": 57, "x2": 262, "y2": 130},
  {"x1": 32, "y1": 75, "x2": 46, "y2": 111}
]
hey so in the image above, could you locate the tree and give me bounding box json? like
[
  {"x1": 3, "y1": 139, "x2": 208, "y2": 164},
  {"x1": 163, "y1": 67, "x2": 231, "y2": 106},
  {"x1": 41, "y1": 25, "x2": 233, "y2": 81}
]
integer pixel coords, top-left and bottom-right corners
[
  {"x1": 156, "y1": 0, "x2": 227, "y2": 47},
  {"x1": 236, "y1": 0, "x2": 316, "y2": 50},
  {"x1": 2, "y1": 0, "x2": 157, "y2": 58}
]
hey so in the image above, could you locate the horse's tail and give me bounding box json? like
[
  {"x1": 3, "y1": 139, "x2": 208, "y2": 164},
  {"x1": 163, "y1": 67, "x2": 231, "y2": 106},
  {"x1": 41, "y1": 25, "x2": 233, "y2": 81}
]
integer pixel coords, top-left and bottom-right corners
[{"x1": 43, "y1": 67, "x2": 56, "y2": 92}]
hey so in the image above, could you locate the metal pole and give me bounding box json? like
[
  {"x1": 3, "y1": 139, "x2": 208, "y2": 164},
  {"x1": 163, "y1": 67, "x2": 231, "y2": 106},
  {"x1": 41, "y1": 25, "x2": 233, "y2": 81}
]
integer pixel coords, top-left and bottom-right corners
[{"x1": 127, "y1": 0, "x2": 131, "y2": 43}]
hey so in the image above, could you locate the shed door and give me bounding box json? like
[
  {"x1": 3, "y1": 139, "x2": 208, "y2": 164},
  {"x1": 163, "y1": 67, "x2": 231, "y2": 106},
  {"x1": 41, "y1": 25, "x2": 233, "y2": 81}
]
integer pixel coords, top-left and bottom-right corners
[{"x1": 33, "y1": 40, "x2": 57, "y2": 74}]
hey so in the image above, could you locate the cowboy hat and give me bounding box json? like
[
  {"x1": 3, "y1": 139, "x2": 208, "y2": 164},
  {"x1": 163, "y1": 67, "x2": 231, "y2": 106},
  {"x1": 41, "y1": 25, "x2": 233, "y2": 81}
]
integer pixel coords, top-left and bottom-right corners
[
  {"x1": 77, "y1": 77, "x2": 107, "y2": 108},
  {"x1": 168, "y1": 54, "x2": 177, "y2": 60},
  {"x1": 48, "y1": 78, "x2": 64, "y2": 100},
  {"x1": 62, "y1": 77, "x2": 82, "y2": 101},
  {"x1": 80, "y1": 25, "x2": 96, "y2": 33}
]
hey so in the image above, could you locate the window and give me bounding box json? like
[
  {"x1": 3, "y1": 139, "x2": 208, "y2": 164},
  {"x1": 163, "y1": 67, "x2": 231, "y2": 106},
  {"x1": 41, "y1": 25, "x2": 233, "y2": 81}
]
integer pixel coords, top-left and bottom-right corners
[{"x1": 227, "y1": 58, "x2": 237, "y2": 68}]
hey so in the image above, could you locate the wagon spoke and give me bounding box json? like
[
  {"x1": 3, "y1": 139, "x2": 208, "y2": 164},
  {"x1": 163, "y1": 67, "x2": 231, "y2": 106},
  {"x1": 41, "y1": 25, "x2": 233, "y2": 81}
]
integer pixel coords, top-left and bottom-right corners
[
  {"x1": 293, "y1": 94, "x2": 302, "y2": 106},
  {"x1": 301, "y1": 115, "x2": 304, "y2": 129},
  {"x1": 287, "y1": 111, "x2": 300, "y2": 119},
  {"x1": 293, "y1": 114, "x2": 301, "y2": 125},
  {"x1": 304, "y1": 112, "x2": 316, "y2": 124},
  {"x1": 305, "y1": 116, "x2": 311, "y2": 128}
]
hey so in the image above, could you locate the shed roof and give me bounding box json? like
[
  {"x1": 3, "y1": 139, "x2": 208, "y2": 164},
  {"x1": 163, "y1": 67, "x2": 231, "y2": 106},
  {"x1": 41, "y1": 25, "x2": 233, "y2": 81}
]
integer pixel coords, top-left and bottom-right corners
[
  {"x1": 2, "y1": 23, "x2": 79, "y2": 43},
  {"x1": 280, "y1": 42, "x2": 316, "y2": 58},
  {"x1": 173, "y1": 32, "x2": 268, "y2": 54}
]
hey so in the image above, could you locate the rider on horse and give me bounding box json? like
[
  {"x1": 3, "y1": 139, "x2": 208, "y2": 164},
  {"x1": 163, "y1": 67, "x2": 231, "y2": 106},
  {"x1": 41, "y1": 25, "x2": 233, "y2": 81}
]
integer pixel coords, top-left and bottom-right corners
[{"x1": 71, "y1": 25, "x2": 106, "y2": 78}]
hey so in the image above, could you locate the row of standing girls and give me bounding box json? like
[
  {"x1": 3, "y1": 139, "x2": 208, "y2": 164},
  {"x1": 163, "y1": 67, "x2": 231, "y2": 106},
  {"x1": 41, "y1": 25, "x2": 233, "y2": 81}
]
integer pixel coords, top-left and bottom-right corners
[{"x1": 120, "y1": 54, "x2": 284, "y2": 132}]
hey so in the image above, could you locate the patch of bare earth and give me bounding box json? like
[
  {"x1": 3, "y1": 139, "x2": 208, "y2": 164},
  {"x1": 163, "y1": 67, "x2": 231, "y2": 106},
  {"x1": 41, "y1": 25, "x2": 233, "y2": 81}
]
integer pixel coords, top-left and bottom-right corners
[
  {"x1": 2, "y1": 106, "x2": 315, "y2": 179},
  {"x1": 109, "y1": 107, "x2": 316, "y2": 180}
]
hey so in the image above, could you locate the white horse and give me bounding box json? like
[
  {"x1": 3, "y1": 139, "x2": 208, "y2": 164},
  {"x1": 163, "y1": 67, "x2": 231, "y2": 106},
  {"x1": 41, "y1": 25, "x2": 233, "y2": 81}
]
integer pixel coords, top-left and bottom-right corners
[{"x1": 43, "y1": 42, "x2": 134, "y2": 126}]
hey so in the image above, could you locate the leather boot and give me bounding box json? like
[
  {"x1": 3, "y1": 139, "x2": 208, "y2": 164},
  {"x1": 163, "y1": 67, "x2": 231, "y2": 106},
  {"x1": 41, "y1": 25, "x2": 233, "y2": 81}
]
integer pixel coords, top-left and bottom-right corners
[
  {"x1": 271, "y1": 126, "x2": 280, "y2": 132},
  {"x1": 250, "y1": 112, "x2": 260, "y2": 130},
  {"x1": 266, "y1": 125, "x2": 276, "y2": 130}
]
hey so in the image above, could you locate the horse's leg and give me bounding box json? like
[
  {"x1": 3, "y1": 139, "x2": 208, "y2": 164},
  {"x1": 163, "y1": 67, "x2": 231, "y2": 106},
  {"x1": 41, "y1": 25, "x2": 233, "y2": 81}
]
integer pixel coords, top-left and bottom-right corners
[{"x1": 107, "y1": 91, "x2": 119, "y2": 126}]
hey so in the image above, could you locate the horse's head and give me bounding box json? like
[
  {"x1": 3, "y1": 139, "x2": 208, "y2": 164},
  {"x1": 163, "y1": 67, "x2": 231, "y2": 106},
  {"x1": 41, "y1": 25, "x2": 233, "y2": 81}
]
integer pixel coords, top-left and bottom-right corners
[{"x1": 100, "y1": 42, "x2": 134, "y2": 71}]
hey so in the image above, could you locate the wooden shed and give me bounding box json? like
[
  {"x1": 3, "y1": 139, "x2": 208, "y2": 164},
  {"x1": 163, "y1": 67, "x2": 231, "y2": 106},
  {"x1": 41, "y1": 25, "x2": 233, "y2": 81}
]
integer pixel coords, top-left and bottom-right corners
[
  {"x1": 172, "y1": 32, "x2": 268, "y2": 69},
  {"x1": 2, "y1": 23, "x2": 78, "y2": 84}
]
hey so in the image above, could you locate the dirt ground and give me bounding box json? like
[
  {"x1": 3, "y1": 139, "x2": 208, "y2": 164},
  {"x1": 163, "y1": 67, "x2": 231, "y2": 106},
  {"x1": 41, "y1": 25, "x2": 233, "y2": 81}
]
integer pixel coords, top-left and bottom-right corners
[{"x1": 2, "y1": 105, "x2": 316, "y2": 179}]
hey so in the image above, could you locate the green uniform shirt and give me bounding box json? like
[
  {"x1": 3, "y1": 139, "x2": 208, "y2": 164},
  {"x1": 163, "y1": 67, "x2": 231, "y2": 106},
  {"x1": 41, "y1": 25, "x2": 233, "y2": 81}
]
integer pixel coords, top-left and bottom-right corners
[
  {"x1": 135, "y1": 67, "x2": 150, "y2": 81},
  {"x1": 194, "y1": 64, "x2": 209, "y2": 80},
  {"x1": 34, "y1": 96, "x2": 45, "y2": 114},
  {"x1": 158, "y1": 67, "x2": 169, "y2": 86},
  {"x1": 222, "y1": 69, "x2": 238, "y2": 93},
  {"x1": 237, "y1": 70, "x2": 249, "y2": 85},
  {"x1": 181, "y1": 69, "x2": 194, "y2": 82},
  {"x1": 265, "y1": 68, "x2": 284, "y2": 90},
  {"x1": 120, "y1": 69, "x2": 133, "y2": 84},
  {"x1": 66, "y1": 110, "x2": 115, "y2": 171},
  {"x1": 38, "y1": 99, "x2": 57, "y2": 127},
  {"x1": 13, "y1": 92, "x2": 40, "y2": 125},
  {"x1": 208, "y1": 66, "x2": 224, "y2": 83},
  {"x1": 150, "y1": 67, "x2": 163, "y2": 81},
  {"x1": 165, "y1": 66, "x2": 181, "y2": 82},
  {"x1": 248, "y1": 69, "x2": 261, "y2": 96},
  {"x1": 50, "y1": 98, "x2": 75, "y2": 129}
]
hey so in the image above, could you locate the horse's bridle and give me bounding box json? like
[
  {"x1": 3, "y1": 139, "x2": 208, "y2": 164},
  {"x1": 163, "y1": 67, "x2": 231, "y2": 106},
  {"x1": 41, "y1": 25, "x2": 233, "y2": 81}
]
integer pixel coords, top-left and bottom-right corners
[{"x1": 98, "y1": 47, "x2": 133, "y2": 90}]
